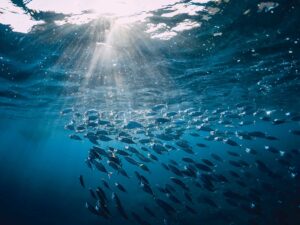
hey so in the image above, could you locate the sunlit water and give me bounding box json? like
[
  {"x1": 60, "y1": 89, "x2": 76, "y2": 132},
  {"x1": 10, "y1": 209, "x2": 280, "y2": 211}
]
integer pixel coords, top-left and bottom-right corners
[{"x1": 0, "y1": 1, "x2": 300, "y2": 225}]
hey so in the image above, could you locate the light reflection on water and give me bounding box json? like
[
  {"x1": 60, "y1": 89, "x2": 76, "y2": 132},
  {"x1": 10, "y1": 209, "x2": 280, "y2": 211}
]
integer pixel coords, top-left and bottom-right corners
[{"x1": 0, "y1": 0, "x2": 215, "y2": 39}]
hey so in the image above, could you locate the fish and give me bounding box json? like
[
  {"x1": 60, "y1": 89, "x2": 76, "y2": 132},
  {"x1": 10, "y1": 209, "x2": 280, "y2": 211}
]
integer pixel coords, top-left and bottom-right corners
[
  {"x1": 224, "y1": 139, "x2": 239, "y2": 146},
  {"x1": 98, "y1": 135, "x2": 112, "y2": 142},
  {"x1": 223, "y1": 190, "x2": 248, "y2": 201},
  {"x1": 119, "y1": 168, "x2": 130, "y2": 178},
  {"x1": 89, "y1": 188, "x2": 97, "y2": 199},
  {"x1": 228, "y1": 160, "x2": 243, "y2": 168},
  {"x1": 210, "y1": 153, "x2": 223, "y2": 162},
  {"x1": 92, "y1": 146, "x2": 108, "y2": 157},
  {"x1": 290, "y1": 129, "x2": 300, "y2": 136},
  {"x1": 101, "y1": 179, "x2": 110, "y2": 190},
  {"x1": 96, "y1": 187, "x2": 108, "y2": 202},
  {"x1": 94, "y1": 161, "x2": 108, "y2": 174},
  {"x1": 272, "y1": 118, "x2": 285, "y2": 125},
  {"x1": 182, "y1": 157, "x2": 195, "y2": 163},
  {"x1": 215, "y1": 174, "x2": 229, "y2": 183},
  {"x1": 200, "y1": 174, "x2": 215, "y2": 192},
  {"x1": 107, "y1": 155, "x2": 122, "y2": 165},
  {"x1": 170, "y1": 177, "x2": 189, "y2": 190},
  {"x1": 168, "y1": 164, "x2": 183, "y2": 176},
  {"x1": 229, "y1": 170, "x2": 240, "y2": 178},
  {"x1": 124, "y1": 121, "x2": 143, "y2": 129},
  {"x1": 79, "y1": 175, "x2": 85, "y2": 188},
  {"x1": 165, "y1": 111, "x2": 177, "y2": 117},
  {"x1": 124, "y1": 156, "x2": 140, "y2": 166},
  {"x1": 95, "y1": 200, "x2": 110, "y2": 218},
  {"x1": 85, "y1": 202, "x2": 99, "y2": 215},
  {"x1": 64, "y1": 123, "x2": 75, "y2": 131},
  {"x1": 75, "y1": 125, "x2": 86, "y2": 132},
  {"x1": 139, "y1": 164, "x2": 151, "y2": 173},
  {"x1": 144, "y1": 206, "x2": 156, "y2": 217},
  {"x1": 139, "y1": 138, "x2": 152, "y2": 144},
  {"x1": 197, "y1": 143, "x2": 207, "y2": 148},
  {"x1": 291, "y1": 115, "x2": 300, "y2": 121},
  {"x1": 136, "y1": 152, "x2": 152, "y2": 163},
  {"x1": 227, "y1": 151, "x2": 240, "y2": 157},
  {"x1": 115, "y1": 149, "x2": 131, "y2": 156},
  {"x1": 125, "y1": 146, "x2": 139, "y2": 154},
  {"x1": 255, "y1": 160, "x2": 275, "y2": 177},
  {"x1": 115, "y1": 182, "x2": 127, "y2": 192},
  {"x1": 152, "y1": 144, "x2": 167, "y2": 154},
  {"x1": 112, "y1": 192, "x2": 128, "y2": 220},
  {"x1": 165, "y1": 184, "x2": 176, "y2": 193},
  {"x1": 98, "y1": 120, "x2": 110, "y2": 125},
  {"x1": 69, "y1": 134, "x2": 82, "y2": 140},
  {"x1": 96, "y1": 129, "x2": 109, "y2": 136},
  {"x1": 198, "y1": 125, "x2": 213, "y2": 132},
  {"x1": 266, "y1": 135, "x2": 278, "y2": 140},
  {"x1": 140, "y1": 175, "x2": 150, "y2": 185},
  {"x1": 166, "y1": 193, "x2": 181, "y2": 204},
  {"x1": 60, "y1": 108, "x2": 73, "y2": 115},
  {"x1": 190, "y1": 132, "x2": 200, "y2": 137},
  {"x1": 85, "y1": 159, "x2": 93, "y2": 169},
  {"x1": 155, "y1": 198, "x2": 176, "y2": 215},
  {"x1": 134, "y1": 171, "x2": 142, "y2": 182},
  {"x1": 182, "y1": 165, "x2": 197, "y2": 178},
  {"x1": 156, "y1": 185, "x2": 167, "y2": 194},
  {"x1": 152, "y1": 104, "x2": 165, "y2": 111},
  {"x1": 198, "y1": 196, "x2": 218, "y2": 208},
  {"x1": 264, "y1": 145, "x2": 279, "y2": 154},
  {"x1": 119, "y1": 137, "x2": 135, "y2": 144},
  {"x1": 182, "y1": 147, "x2": 195, "y2": 154},
  {"x1": 235, "y1": 131, "x2": 252, "y2": 140},
  {"x1": 156, "y1": 133, "x2": 175, "y2": 141},
  {"x1": 185, "y1": 205, "x2": 197, "y2": 214},
  {"x1": 245, "y1": 148, "x2": 258, "y2": 155},
  {"x1": 176, "y1": 140, "x2": 191, "y2": 149},
  {"x1": 169, "y1": 159, "x2": 179, "y2": 166},
  {"x1": 195, "y1": 163, "x2": 212, "y2": 172},
  {"x1": 184, "y1": 191, "x2": 193, "y2": 203},
  {"x1": 107, "y1": 161, "x2": 121, "y2": 171},
  {"x1": 248, "y1": 131, "x2": 266, "y2": 138},
  {"x1": 141, "y1": 182, "x2": 155, "y2": 196},
  {"x1": 202, "y1": 159, "x2": 214, "y2": 167},
  {"x1": 140, "y1": 146, "x2": 149, "y2": 152},
  {"x1": 148, "y1": 153, "x2": 158, "y2": 161},
  {"x1": 156, "y1": 118, "x2": 170, "y2": 124},
  {"x1": 161, "y1": 163, "x2": 170, "y2": 171},
  {"x1": 131, "y1": 212, "x2": 145, "y2": 224}
]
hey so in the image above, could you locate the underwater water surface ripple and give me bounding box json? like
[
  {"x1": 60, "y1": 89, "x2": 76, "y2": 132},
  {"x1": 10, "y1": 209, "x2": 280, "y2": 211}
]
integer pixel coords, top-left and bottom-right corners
[{"x1": 0, "y1": 1, "x2": 300, "y2": 225}]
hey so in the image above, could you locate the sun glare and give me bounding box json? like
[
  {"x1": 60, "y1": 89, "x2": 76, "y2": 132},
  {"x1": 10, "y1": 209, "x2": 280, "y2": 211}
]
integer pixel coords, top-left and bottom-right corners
[{"x1": 0, "y1": 0, "x2": 218, "y2": 109}]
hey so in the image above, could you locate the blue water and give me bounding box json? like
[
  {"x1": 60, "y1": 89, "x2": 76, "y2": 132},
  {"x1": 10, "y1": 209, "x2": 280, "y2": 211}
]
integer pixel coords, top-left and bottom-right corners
[{"x1": 0, "y1": 0, "x2": 300, "y2": 225}]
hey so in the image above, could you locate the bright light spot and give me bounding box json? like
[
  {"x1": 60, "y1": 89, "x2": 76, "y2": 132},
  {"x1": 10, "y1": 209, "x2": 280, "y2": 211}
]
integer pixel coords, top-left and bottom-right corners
[
  {"x1": 27, "y1": 0, "x2": 180, "y2": 16},
  {"x1": 0, "y1": 0, "x2": 217, "y2": 35},
  {"x1": 171, "y1": 19, "x2": 201, "y2": 32},
  {"x1": 257, "y1": 2, "x2": 279, "y2": 13},
  {"x1": 0, "y1": 0, "x2": 44, "y2": 33},
  {"x1": 162, "y1": 3, "x2": 205, "y2": 17},
  {"x1": 148, "y1": 19, "x2": 201, "y2": 40},
  {"x1": 151, "y1": 31, "x2": 177, "y2": 40}
]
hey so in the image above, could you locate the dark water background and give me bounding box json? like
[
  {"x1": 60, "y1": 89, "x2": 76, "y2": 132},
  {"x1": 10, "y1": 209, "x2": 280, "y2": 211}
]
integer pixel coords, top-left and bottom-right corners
[{"x1": 0, "y1": 0, "x2": 300, "y2": 225}]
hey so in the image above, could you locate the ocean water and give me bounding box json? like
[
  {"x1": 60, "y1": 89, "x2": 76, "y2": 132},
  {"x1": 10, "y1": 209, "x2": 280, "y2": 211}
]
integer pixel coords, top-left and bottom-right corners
[{"x1": 0, "y1": 1, "x2": 300, "y2": 225}]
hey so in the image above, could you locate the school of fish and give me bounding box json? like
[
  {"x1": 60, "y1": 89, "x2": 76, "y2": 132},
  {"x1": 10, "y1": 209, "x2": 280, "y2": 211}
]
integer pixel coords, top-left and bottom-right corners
[{"x1": 61, "y1": 103, "x2": 300, "y2": 225}]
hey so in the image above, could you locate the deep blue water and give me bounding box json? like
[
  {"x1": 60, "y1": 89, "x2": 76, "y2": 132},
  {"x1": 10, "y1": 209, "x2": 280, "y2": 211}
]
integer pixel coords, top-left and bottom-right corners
[{"x1": 0, "y1": 1, "x2": 300, "y2": 225}]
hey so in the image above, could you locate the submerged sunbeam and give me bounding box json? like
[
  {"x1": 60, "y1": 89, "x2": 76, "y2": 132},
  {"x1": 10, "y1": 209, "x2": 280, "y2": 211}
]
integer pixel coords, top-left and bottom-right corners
[{"x1": 0, "y1": 1, "x2": 300, "y2": 225}]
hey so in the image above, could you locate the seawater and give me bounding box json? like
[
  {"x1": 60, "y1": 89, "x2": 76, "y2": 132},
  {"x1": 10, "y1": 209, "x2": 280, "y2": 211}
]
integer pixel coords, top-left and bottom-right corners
[{"x1": 0, "y1": 1, "x2": 299, "y2": 225}]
